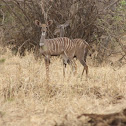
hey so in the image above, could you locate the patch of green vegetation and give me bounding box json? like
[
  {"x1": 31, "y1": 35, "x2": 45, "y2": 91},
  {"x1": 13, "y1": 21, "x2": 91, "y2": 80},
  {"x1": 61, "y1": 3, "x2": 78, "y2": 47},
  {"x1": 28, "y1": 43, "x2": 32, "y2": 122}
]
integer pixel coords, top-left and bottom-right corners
[
  {"x1": 0, "y1": 58, "x2": 6, "y2": 64},
  {"x1": 7, "y1": 98, "x2": 14, "y2": 102},
  {"x1": 120, "y1": 0, "x2": 126, "y2": 6}
]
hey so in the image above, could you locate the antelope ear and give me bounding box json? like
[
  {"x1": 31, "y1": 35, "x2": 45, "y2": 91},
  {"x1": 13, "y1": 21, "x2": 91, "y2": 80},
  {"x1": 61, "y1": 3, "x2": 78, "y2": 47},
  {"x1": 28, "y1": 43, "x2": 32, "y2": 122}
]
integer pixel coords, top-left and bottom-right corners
[
  {"x1": 46, "y1": 20, "x2": 53, "y2": 26},
  {"x1": 35, "y1": 20, "x2": 41, "y2": 27}
]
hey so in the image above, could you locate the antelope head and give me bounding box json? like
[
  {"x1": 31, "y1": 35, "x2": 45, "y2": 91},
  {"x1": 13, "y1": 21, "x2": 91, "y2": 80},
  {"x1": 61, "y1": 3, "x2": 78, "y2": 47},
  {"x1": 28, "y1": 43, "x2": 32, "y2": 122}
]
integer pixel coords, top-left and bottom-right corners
[
  {"x1": 35, "y1": 20, "x2": 53, "y2": 46},
  {"x1": 54, "y1": 20, "x2": 71, "y2": 37}
]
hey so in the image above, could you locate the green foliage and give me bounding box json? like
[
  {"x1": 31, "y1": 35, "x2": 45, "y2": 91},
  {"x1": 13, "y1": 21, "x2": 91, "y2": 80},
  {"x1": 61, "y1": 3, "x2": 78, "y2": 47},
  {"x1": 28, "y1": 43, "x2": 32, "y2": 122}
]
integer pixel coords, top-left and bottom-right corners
[{"x1": 120, "y1": 0, "x2": 126, "y2": 6}]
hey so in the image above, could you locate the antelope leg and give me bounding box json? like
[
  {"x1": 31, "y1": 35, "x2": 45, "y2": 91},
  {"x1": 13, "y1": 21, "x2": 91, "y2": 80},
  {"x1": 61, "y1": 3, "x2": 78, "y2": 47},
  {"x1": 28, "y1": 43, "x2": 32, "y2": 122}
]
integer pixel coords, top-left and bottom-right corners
[
  {"x1": 72, "y1": 59, "x2": 77, "y2": 75},
  {"x1": 78, "y1": 59, "x2": 88, "y2": 79},
  {"x1": 61, "y1": 54, "x2": 69, "y2": 78},
  {"x1": 45, "y1": 58, "x2": 50, "y2": 83},
  {"x1": 63, "y1": 59, "x2": 67, "y2": 78}
]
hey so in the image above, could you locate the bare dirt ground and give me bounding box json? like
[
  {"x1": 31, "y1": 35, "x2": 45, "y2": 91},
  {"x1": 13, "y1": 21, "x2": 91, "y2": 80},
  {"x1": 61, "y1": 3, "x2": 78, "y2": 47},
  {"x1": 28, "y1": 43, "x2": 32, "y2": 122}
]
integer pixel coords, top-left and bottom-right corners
[{"x1": 0, "y1": 48, "x2": 126, "y2": 126}]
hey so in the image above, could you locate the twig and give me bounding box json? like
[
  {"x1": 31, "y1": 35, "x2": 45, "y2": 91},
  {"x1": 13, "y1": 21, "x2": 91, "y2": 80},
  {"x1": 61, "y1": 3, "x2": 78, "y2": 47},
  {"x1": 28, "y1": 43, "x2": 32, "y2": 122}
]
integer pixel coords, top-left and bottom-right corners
[
  {"x1": 13, "y1": 0, "x2": 31, "y2": 22},
  {"x1": 0, "y1": 9, "x2": 5, "y2": 25},
  {"x1": 103, "y1": 0, "x2": 119, "y2": 11},
  {"x1": 1, "y1": 0, "x2": 25, "y2": 27},
  {"x1": 18, "y1": 39, "x2": 30, "y2": 52}
]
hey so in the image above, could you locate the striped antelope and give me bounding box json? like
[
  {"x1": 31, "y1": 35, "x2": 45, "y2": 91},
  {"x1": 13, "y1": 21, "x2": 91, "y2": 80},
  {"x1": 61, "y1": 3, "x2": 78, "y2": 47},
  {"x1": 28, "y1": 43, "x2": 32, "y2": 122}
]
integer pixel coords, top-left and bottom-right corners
[
  {"x1": 54, "y1": 21, "x2": 89, "y2": 78},
  {"x1": 35, "y1": 20, "x2": 76, "y2": 82}
]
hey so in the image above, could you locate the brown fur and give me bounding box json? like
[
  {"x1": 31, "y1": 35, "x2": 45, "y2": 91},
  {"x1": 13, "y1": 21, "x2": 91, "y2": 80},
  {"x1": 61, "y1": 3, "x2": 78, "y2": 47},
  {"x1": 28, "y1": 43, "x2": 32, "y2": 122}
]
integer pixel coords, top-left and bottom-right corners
[
  {"x1": 54, "y1": 22, "x2": 90, "y2": 78},
  {"x1": 35, "y1": 20, "x2": 78, "y2": 82}
]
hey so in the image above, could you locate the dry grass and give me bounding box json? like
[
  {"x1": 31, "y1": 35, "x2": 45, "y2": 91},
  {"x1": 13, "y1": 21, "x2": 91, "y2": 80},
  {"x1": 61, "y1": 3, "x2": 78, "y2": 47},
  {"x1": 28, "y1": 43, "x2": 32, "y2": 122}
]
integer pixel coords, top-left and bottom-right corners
[{"x1": 0, "y1": 47, "x2": 126, "y2": 126}]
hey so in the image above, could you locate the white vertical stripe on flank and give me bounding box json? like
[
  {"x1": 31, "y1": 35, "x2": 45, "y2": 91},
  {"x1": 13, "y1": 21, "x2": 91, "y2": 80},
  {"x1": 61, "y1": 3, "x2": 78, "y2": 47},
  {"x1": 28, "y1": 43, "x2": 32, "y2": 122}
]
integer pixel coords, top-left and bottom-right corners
[
  {"x1": 59, "y1": 38, "x2": 62, "y2": 51},
  {"x1": 63, "y1": 37, "x2": 66, "y2": 49},
  {"x1": 66, "y1": 38, "x2": 69, "y2": 51},
  {"x1": 67, "y1": 38, "x2": 71, "y2": 51},
  {"x1": 57, "y1": 38, "x2": 60, "y2": 53},
  {"x1": 61, "y1": 37, "x2": 65, "y2": 50},
  {"x1": 52, "y1": 39, "x2": 56, "y2": 52},
  {"x1": 60, "y1": 37, "x2": 63, "y2": 49}
]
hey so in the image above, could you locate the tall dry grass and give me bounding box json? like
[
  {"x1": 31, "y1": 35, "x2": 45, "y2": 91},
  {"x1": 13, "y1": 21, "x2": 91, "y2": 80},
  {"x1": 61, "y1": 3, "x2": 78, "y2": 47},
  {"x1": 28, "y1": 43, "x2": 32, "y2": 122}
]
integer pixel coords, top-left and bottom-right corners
[{"x1": 0, "y1": 47, "x2": 126, "y2": 126}]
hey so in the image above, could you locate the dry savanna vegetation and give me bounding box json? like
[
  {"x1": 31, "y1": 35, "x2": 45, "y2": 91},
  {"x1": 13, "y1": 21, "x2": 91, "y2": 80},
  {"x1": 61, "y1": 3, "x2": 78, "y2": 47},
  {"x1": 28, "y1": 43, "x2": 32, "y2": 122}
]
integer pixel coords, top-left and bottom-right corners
[
  {"x1": 0, "y1": 47, "x2": 126, "y2": 126},
  {"x1": 0, "y1": 0, "x2": 126, "y2": 126}
]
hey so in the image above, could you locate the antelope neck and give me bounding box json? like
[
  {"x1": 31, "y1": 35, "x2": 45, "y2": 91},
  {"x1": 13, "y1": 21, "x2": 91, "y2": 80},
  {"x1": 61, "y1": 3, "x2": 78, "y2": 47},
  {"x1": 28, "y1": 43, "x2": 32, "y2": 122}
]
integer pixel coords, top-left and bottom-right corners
[
  {"x1": 39, "y1": 33, "x2": 46, "y2": 47},
  {"x1": 60, "y1": 27, "x2": 65, "y2": 37}
]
